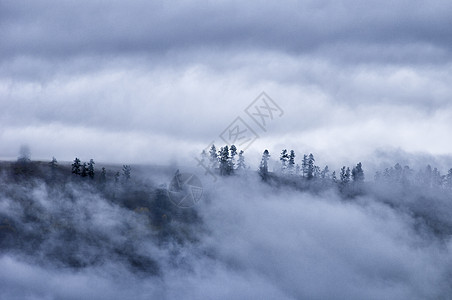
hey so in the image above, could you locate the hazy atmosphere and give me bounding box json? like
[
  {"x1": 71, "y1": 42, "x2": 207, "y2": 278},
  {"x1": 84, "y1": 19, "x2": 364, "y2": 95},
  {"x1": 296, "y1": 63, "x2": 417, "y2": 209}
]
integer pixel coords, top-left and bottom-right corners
[
  {"x1": 1, "y1": 1, "x2": 452, "y2": 299},
  {"x1": 2, "y1": 0, "x2": 452, "y2": 167}
]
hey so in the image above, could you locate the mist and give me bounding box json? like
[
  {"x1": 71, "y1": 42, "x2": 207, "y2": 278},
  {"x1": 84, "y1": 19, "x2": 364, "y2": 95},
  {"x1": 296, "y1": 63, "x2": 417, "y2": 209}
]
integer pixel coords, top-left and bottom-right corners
[
  {"x1": 2, "y1": 0, "x2": 452, "y2": 298},
  {"x1": 1, "y1": 156, "x2": 452, "y2": 300}
]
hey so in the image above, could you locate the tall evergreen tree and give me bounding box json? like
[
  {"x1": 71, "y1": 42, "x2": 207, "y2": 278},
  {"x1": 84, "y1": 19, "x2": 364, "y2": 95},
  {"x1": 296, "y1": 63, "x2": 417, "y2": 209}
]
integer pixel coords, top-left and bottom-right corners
[
  {"x1": 229, "y1": 145, "x2": 237, "y2": 173},
  {"x1": 209, "y1": 145, "x2": 218, "y2": 170},
  {"x1": 72, "y1": 158, "x2": 81, "y2": 175},
  {"x1": 100, "y1": 167, "x2": 107, "y2": 183},
  {"x1": 332, "y1": 171, "x2": 337, "y2": 183},
  {"x1": 259, "y1": 150, "x2": 270, "y2": 180},
  {"x1": 351, "y1": 162, "x2": 364, "y2": 182},
  {"x1": 87, "y1": 159, "x2": 95, "y2": 179},
  {"x1": 81, "y1": 162, "x2": 88, "y2": 177},
  {"x1": 340, "y1": 166, "x2": 350, "y2": 184},
  {"x1": 279, "y1": 149, "x2": 289, "y2": 173},
  {"x1": 447, "y1": 168, "x2": 452, "y2": 189},
  {"x1": 301, "y1": 154, "x2": 308, "y2": 178},
  {"x1": 321, "y1": 165, "x2": 329, "y2": 179},
  {"x1": 122, "y1": 165, "x2": 131, "y2": 181},
  {"x1": 219, "y1": 146, "x2": 230, "y2": 176},
  {"x1": 307, "y1": 153, "x2": 315, "y2": 179},
  {"x1": 288, "y1": 150, "x2": 296, "y2": 175},
  {"x1": 237, "y1": 150, "x2": 246, "y2": 171}
]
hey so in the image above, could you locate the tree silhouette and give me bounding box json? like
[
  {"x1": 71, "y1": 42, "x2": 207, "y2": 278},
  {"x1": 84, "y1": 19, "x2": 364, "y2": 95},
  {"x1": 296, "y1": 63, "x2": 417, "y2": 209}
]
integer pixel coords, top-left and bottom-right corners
[
  {"x1": 259, "y1": 150, "x2": 270, "y2": 180},
  {"x1": 237, "y1": 150, "x2": 246, "y2": 171},
  {"x1": 351, "y1": 162, "x2": 364, "y2": 182},
  {"x1": 122, "y1": 165, "x2": 131, "y2": 181},
  {"x1": 88, "y1": 159, "x2": 95, "y2": 179},
  {"x1": 72, "y1": 158, "x2": 81, "y2": 175}
]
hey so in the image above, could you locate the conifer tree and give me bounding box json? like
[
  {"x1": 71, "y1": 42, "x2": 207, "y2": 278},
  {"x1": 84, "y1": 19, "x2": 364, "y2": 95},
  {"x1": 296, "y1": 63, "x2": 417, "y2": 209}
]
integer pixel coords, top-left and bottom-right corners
[
  {"x1": 87, "y1": 159, "x2": 95, "y2": 179},
  {"x1": 122, "y1": 165, "x2": 131, "y2": 181},
  {"x1": 288, "y1": 150, "x2": 296, "y2": 175},
  {"x1": 229, "y1": 145, "x2": 237, "y2": 173},
  {"x1": 340, "y1": 166, "x2": 350, "y2": 184},
  {"x1": 237, "y1": 150, "x2": 246, "y2": 171},
  {"x1": 301, "y1": 154, "x2": 308, "y2": 178},
  {"x1": 259, "y1": 150, "x2": 270, "y2": 180},
  {"x1": 72, "y1": 158, "x2": 81, "y2": 175},
  {"x1": 307, "y1": 153, "x2": 315, "y2": 179},
  {"x1": 209, "y1": 145, "x2": 218, "y2": 170},
  {"x1": 351, "y1": 162, "x2": 364, "y2": 182},
  {"x1": 219, "y1": 146, "x2": 230, "y2": 176},
  {"x1": 447, "y1": 169, "x2": 452, "y2": 189},
  {"x1": 81, "y1": 162, "x2": 88, "y2": 177},
  {"x1": 321, "y1": 166, "x2": 329, "y2": 179},
  {"x1": 280, "y1": 149, "x2": 289, "y2": 173},
  {"x1": 100, "y1": 167, "x2": 107, "y2": 183},
  {"x1": 332, "y1": 171, "x2": 337, "y2": 183}
]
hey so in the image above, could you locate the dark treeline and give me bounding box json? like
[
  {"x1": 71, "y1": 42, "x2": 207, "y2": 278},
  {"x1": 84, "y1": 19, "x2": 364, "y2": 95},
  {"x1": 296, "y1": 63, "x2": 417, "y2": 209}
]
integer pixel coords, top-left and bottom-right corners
[
  {"x1": 202, "y1": 144, "x2": 452, "y2": 192},
  {"x1": 0, "y1": 152, "x2": 202, "y2": 275},
  {"x1": 2, "y1": 145, "x2": 452, "y2": 277}
]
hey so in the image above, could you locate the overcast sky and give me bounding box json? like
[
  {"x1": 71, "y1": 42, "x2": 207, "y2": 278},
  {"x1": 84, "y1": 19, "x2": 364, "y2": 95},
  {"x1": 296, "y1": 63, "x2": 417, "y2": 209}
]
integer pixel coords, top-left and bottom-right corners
[{"x1": 1, "y1": 0, "x2": 452, "y2": 170}]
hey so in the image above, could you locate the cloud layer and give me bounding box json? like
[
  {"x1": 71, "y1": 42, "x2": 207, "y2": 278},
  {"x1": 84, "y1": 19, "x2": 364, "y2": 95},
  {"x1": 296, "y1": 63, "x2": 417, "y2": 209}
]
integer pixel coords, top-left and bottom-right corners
[{"x1": 1, "y1": 0, "x2": 452, "y2": 169}]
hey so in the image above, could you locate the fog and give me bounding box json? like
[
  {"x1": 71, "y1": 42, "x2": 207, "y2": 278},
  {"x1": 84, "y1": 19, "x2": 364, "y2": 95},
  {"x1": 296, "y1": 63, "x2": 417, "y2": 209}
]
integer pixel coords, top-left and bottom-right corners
[{"x1": 1, "y1": 161, "x2": 452, "y2": 299}]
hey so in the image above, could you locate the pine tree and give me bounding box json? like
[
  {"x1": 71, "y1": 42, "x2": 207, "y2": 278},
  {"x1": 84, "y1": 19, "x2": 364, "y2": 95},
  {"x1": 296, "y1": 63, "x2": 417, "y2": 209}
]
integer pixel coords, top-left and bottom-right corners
[
  {"x1": 229, "y1": 145, "x2": 237, "y2": 173},
  {"x1": 314, "y1": 165, "x2": 321, "y2": 178},
  {"x1": 87, "y1": 159, "x2": 95, "y2": 179},
  {"x1": 100, "y1": 167, "x2": 107, "y2": 183},
  {"x1": 114, "y1": 171, "x2": 120, "y2": 183},
  {"x1": 332, "y1": 171, "x2": 337, "y2": 183},
  {"x1": 279, "y1": 149, "x2": 289, "y2": 173},
  {"x1": 307, "y1": 153, "x2": 315, "y2": 179},
  {"x1": 81, "y1": 162, "x2": 88, "y2": 177},
  {"x1": 340, "y1": 166, "x2": 350, "y2": 184},
  {"x1": 72, "y1": 158, "x2": 81, "y2": 175},
  {"x1": 219, "y1": 146, "x2": 230, "y2": 176},
  {"x1": 447, "y1": 169, "x2": 452, "y2": 189},
  {"x1": 259, "y1": 150, "x2": 270, "y2": 180},
  {"x1": 237, "y1": 150, "x2": 246, "y2": 171},
  {"x1": 209, "y1": 145, "x2": 218, "y2": 170},
  {"x1": 288, "y1": 150, "x2": 296, "y2": 175},
  {"x1": 301, "y1": 154, "x2": 308, "y2": 178},
  {"x1": 321, "y1": 165, "x2": 329, "y2": 179},
  {"x1": 351, "y1": 162, "x2": 364, "y2": 182},
  {"x1": 122, "y1": 165, "x2": 131, "y2": 181}
]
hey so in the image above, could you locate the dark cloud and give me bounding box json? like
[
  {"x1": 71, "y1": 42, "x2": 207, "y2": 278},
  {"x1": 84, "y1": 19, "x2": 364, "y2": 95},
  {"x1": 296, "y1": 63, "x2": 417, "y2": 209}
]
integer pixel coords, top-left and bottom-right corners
[{"x1": 1, "y1": 0, "x2": 452, "y2": 64}]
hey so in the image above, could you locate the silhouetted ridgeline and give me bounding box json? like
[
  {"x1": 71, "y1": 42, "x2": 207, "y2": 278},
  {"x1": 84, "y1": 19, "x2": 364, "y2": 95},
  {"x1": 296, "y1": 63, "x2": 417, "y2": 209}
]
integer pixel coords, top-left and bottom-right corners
[{"x1": 2, "y1": 149, "x2": 452, "y2": 299}]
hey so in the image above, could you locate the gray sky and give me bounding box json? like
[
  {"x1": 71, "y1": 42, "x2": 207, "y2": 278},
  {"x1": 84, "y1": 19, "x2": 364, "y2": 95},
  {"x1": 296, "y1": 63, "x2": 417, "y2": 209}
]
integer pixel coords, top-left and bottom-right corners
[{"x1": 1, "y1": 0, "x2": 452, "y2": 170}]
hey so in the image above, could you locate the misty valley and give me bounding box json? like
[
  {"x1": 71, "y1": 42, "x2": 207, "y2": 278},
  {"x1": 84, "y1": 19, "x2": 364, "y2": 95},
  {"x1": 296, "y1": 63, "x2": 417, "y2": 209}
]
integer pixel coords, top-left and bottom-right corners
[{"x1": 1, "y1": 145, "x2": 452, "y2": 299}]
